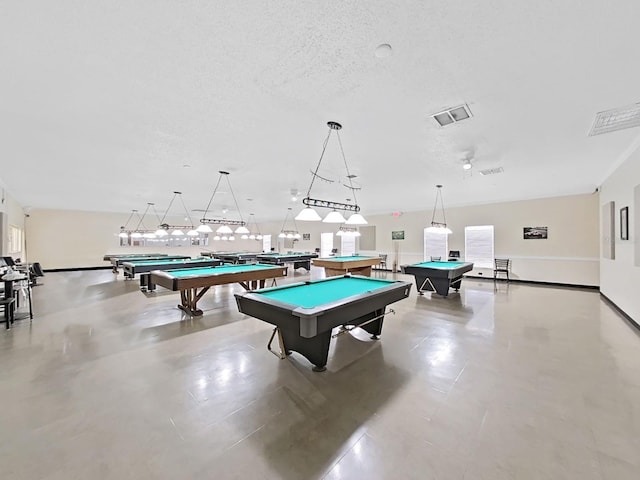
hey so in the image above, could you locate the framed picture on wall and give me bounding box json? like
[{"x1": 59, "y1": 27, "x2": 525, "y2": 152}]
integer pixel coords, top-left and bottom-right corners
[
  {"x1": 523, "y1": 226, "x2": 548, "y2": 239},
  {"x1": 620, "y1": 206, "x2": 629, "y2": 240},
  {"x1": 392, "y1": 230, "x2": 405, "y2": 240},
  {"x1": 303, "y1": 233, "x2": 311, "y2": 240}
]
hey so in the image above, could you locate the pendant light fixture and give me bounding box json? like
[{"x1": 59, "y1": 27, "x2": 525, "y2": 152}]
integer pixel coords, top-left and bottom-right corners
[
  {"x1": 425, "y1": 185, "x2": 453, "y2": 234},
  {"x1": 295, "y1": 121, "x2": 367, "y2": 225},
  {"x1": 118, "y1": 203, "x2": 158, "y2": 239},
  {"x1": 196, "y1": 171, "x2": 248, "y2": 240},
  {"x1": 279, "y1": 208, "x2": 301, "y2": 239},
  {"x1": 155, "y1": 191, "x2": 199, "y2": 237}
]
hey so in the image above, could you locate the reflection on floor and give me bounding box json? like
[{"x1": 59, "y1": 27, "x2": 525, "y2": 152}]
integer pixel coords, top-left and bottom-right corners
[{"x1": 1, "y1": 269, "x2": 639, "y2": 479}]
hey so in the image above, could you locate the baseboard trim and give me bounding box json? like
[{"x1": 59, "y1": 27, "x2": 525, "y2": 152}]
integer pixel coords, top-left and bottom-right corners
[
  {"x1": 464, "y1": 275, "x2": 599, "y2": 290},
  {"x1": 600, "y1": 293, "x2": 640, "y2": 333},
  {"x1": 44, "y1": 266, "x2": 113, "y2": 273}
]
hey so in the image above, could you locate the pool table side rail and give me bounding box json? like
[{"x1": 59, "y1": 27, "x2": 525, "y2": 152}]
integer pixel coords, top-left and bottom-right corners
[
  {"x1": 150, "y1": 265, "x2": 288, "y2": 291},
  {"x1": 122, "y1": 259, "x2": 223, "y2": 276}
]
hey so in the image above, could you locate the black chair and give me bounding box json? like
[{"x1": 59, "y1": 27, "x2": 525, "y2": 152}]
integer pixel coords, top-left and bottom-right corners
[
  {"x1": 330, "y1": 248, "x2": 338, "y2": 256},
  {"x1": 1, "y1": 297, "x2": 16, "y2": 329},
  {"x1": 494, "y1": 258, "x2": 511, "y2": 282},
  {"x1": 30, "y1": 262, "x2": 45, "y2": 286},
  {"x1": 448, "y1": 250, "x2": 461, "y2": 261},
  {"x1": 430, "y1": 256, "x2": 441, "y2": 261},
  {"x1": 378, "y1": 254, "x2": 387, "y2": 270}
]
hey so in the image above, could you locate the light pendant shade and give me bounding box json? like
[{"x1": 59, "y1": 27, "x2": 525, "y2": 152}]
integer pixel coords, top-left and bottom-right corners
[
  {"x1": 278, "y1": 232, "x2": 286, "y2": 238},
  {"x1": 249, "y1": 234, "x2": 256, "y2": 240},
  {"x1": 130, "y1": 232, "x2": 143, "y2": 238},
  {"x1": 196, "y1": 224, "x2": 213, "y2": 233},
  {"x1": 187, "y1": 229, "x2": 199, "y2": 236},
  {"x1": 143, "y1": 232, "x2": 156, "y2": 239},
  {"x1": 256, "y1": 234, "x2": 263, "y2": 240},
  {"x1": 241, "y1": 234, "x2": 248, "y2": 239},
  {"x1": 118, "y1": 232, "x2": 128, "y2": 238},
  {"x1": 155, "y1": 228, "x2": 169, "y2": 237},
  {"x1": 221, "y1": 235, "x2": 228, "y2": 241},
  {"x1": 171, "y1": 229, "x2": 184, "y2": 236},
  {"x1": 345, "y1": 213, "x2": 368, "y2": 225},
  {"x1": 354, "y1": 231, "x2": 361, "y2": 237},
  {"x1": 425, "y1": 225, "x2": 453, "y2": 234},
  {"x1": 286, "y1": 233, "x2": 294, "y2": 239},
  {"x1": 336, "y1": 230, "x2": 344, "y2": 236},
  {"x1": 323, "y1": 210, "x2": 346, "y2": 223},
  {"x1": 228, "y1": 235, "x2": 235, "y2": 241},
  {"x1": 296, "y1": 207, "x2": 322, "y2": 222},
  {"x1": 294, "y1": 233, "x2": 301, "y2": 239},
  {"x1": 216, "y1": 225, "x2": 233, "y2": 234},
  {"x1": 235, "y1": 226, "x2": 250, "y2": 234},
  {"x1": 213, "y1": 235, "x2": 221, "y2": 241}
]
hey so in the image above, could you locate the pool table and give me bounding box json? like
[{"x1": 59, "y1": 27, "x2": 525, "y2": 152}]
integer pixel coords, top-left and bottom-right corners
[
  {"x1": 312, "y1": 256, "x2": 381, "y2": 277},
  {"x1": 150, "y1": 263, "x2": 288, "y2": 316},
  {"x1": 213, "y1": 252, "x2": 262, "y2": 264},
  {"x1": 121, "y1": 258, "x2": 223, "y2": 291},
  {"x1": 235, "y1": 275, "x2": 412, "y2": 371},
  {"x1": 256, "y1": 253, "x2": 318, "y2": 271},
  {"x1": 110, "y1": 255, "x2": 190, "y2": 274},
  {"x1": 401, "y1": 261, "x2": 474, "y2": 297},
  {"x1": 103, "y1": 253, "x2": 167, "y2": 261}
]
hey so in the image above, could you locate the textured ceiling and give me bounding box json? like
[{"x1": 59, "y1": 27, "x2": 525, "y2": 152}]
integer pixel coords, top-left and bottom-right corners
[{"x1": 1, "y1": 0, "x2": 640, "y2": 223}]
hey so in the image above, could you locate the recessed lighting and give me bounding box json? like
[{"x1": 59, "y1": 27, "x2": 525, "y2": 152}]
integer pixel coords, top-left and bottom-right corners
[{"x1": 375, "y1": 44, "x2": 392, "y2": 58}]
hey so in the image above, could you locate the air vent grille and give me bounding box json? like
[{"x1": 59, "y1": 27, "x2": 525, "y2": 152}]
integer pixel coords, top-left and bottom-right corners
[
  {"x1": 479, "y1": 167, "x2": 504, "y2": 176},
  {"x1": 589, "y1": 103, "x2": 640, "y2": 136},
  {"x1": 431, "y1": 104, "x2": 473, "y2": 127}
]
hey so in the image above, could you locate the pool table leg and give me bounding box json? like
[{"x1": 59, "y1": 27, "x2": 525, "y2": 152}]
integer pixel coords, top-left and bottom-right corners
[
  {"x1": 178, "y1": 287, "x2": 210, "y2": 316},
  {"x1": 278, "y1": 328, "x2": 332, "y2": 372},
  {"x1": 348, "y1": 308, "x2": 385, "y2": 340}
]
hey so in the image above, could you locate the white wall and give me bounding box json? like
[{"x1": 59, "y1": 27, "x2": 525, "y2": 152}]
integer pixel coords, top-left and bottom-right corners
[
  {"x1": 359, "y1": 193, "x2": 600, "y2": 286},
  {"x1": 600, "y1": 144, "x2": 640, "y2": 324},
  {"x1": 0, "y1": 181, "x2": 26, "y2": 259},
  {"x1": 26, "y1": 193, "x2": 600, "y2": 287}
]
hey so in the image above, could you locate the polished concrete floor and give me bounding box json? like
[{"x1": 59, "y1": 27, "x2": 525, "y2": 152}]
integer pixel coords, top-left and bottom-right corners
[{"x1": 1, "y1": 268, "x2": 639, "y2": 479}]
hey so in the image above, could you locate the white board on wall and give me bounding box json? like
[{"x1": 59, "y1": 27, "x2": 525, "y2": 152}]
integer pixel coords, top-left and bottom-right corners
[
  {"x1": 635, "y1": 185, "x2": 640, "y2": 266},
  {"x1": 602, "y1": 201, "x2": 615, "y2": 260}
]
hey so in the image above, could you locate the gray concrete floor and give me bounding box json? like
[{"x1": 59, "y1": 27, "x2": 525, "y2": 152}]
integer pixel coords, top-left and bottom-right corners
[{"x1": 1, "y1": 269, "x2": 639, "y2": 479}]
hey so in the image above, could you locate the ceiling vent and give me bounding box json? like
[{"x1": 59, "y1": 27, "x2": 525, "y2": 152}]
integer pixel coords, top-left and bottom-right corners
[
  {"x1": 589, "y1": 103, "x2": 640, "y2": 136},
  {"x1": 431, "y1": 104, "x2": 473, "y2": 127},
  {"x1": 479, "y1": 167, "x2": 504, "y2": 176}
]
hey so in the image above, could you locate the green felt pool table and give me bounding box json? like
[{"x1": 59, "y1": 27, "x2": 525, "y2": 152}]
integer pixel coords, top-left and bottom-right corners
[
  {"x1": 150, "y1": 263, "x2": 288, "y2": 316},
  {"x1": 121, "y1": 258, "x2": 223, "y2": 290},
  {"x1": 312, "y1": 255, "x2": 381, "y2": 277},
  {"x1": 401, "y1": 261, "x2": 474, "y2": 297},
  {"x1": 256, "y1": 253, "x2": 318, "y2": 271},
  {"x1": 235, "y1": 275, "x2": 412, "y2": 371}
]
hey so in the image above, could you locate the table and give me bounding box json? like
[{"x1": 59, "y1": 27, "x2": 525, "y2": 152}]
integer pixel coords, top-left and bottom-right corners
[
  {"x1": 121, "y1": 258, "x2": 223, "y2": 291},
  {"x1": 2, "y1": 272, "x2": 32, "y2": 325},
  {"x1": 212, "y1": 252, "x2": 262, "y2": 264},
  {"x1": 103, "y1": 253, "x2": 168, "y2": 262},
  {"x1": 312, "y1": 256, "x2": 381, "y2": 277},
  {"x1": 235, "y1": 275, "x2": 411, "y2": 371},
  {"x1": 110, "y1": 255, "x2": 190, "y2": 273},
  {"x1": 150, "y1": 263, "x2": 288, "y2": 316},
  {"x1": 401, "y1": 261, "x2": 474, "y2": 297},
  {"x1": 256, "y1": 253, "x2": 318, "y2": 271}
]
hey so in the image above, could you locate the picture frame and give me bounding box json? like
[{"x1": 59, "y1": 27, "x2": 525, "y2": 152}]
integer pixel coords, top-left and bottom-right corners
[
  {"x1": 303, "y1": 233, "x2": 311, "y2": 241},
  {"x1": 391, "y1": 230, "x2": 405, "y2": 240},
  {"x1": 523, "y1": 226, "x2": 548, "y2": 239},
  {"x1": 620, "y1": 206, "x2": 629, "y2": 240}
]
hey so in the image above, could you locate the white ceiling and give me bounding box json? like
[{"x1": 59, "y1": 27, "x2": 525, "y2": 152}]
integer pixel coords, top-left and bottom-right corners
[{"x1": 1, "y1": 1, "x2": 640, "y2": 223}]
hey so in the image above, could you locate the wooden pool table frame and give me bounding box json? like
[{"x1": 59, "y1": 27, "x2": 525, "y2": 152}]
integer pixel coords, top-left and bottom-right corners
[
  {"x1": 312, "y1": 256, "x2": 381, "y2": 277},
  {"x1": 150, "y1": 264, "x2": 288, "y2": 316}
]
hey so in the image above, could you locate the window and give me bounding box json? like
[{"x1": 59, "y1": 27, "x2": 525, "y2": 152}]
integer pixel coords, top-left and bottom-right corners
[
  {"x1": 340, "y1": 235, "x2": 356, "y2": 256},
  {"x1": 424, "y1": 229, "x2": 448, "y2": 261},
  {"x1": 464, "y1": 225, "x2": 494, "y2": 268},
  {"x1": 8, "y1": 225, "x2": 22, "y2": 254},
  {"x1": 320, "y1": 233, "x2": 334, "y2": 257}
]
